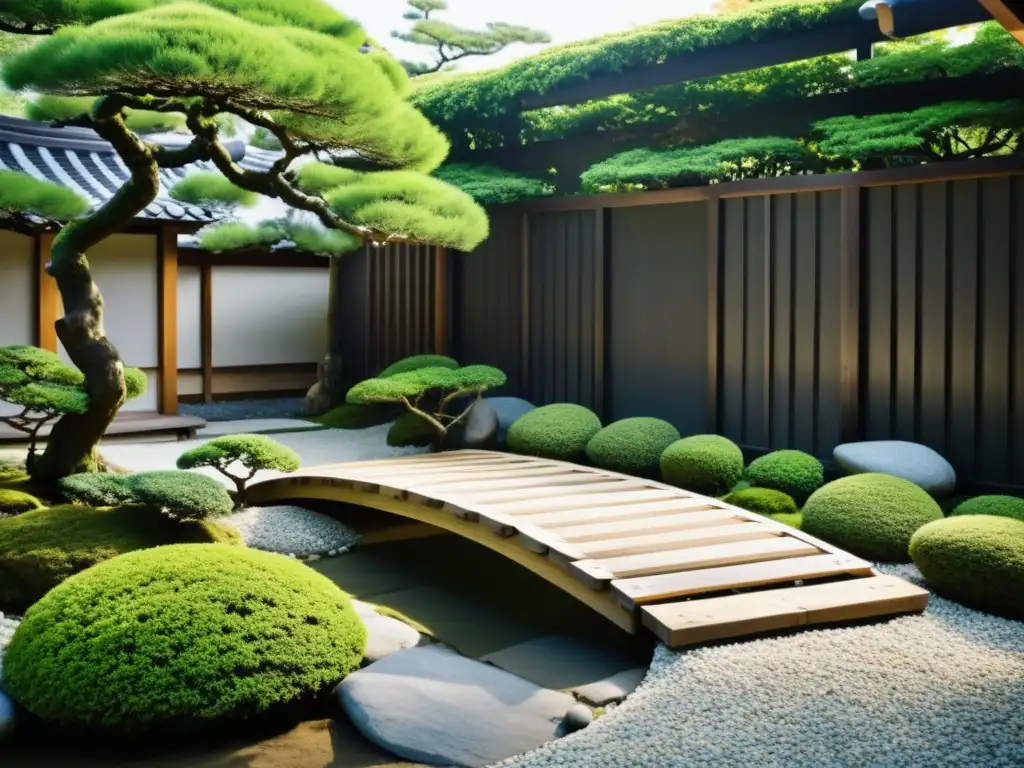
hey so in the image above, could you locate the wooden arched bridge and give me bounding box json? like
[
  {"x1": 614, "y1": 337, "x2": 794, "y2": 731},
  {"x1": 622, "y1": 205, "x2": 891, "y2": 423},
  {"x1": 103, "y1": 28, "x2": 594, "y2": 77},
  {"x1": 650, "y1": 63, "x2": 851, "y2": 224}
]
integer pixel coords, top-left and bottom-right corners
[{"x1": 248, "y1": 450, "x2": 929, "y2": 648}]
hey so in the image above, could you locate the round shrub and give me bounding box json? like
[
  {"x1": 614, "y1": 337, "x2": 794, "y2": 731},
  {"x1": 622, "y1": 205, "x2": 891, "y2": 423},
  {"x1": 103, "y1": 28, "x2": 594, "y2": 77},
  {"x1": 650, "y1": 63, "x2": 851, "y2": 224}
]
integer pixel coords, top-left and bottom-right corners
[
  {"x1": 660, "y1": 435, "x2": 744, "y2": 496},
  {"x1": 802, "y1": 473, "x2": 943, "y2": 562},
  {"x1": 124, "y1": 471, "x2": 234, "y2": 521},
  {"x1": 316, "y1": 402, "x2": 404, "y2": 430},
  {"x1": 0, "y1": 505, "x2": 239, "y2": 612},
  {"x1": 0, "y1": 489, "x2": 43, "y2": 515},
  {"x1": 506, "y1": 404, "x2": 602, "y2": 462},
  {"x1": 387, "y1": 411, "x2": 435, "y2": 448},
  {"x1": 725, "y1": 487, "x2": 799, "y2": 517},
  {"x1": 910, "y1": 515, "x2": 1024, "y2": 620},
  {"x1": 746, "y1": 449, "x2": 824, "y2": 504},
  {"x1": 951, "y1": 495, "x2": 1024, "y2": 523},
  {"x1": 2, "y1": 544, "x2": 366, "y2": 734},
  {"x1": 378, "y1": 354, "x2": 459, "y2": 378},
  {"x1": 177, "y1": 434, "x2": 300, "y2": 475},
  {"x1": 584, "y1": 418, "x2": 681, "y2": 478},
  {"x1": 60, "y1": 471, "x2": 138, "y2": 507}
]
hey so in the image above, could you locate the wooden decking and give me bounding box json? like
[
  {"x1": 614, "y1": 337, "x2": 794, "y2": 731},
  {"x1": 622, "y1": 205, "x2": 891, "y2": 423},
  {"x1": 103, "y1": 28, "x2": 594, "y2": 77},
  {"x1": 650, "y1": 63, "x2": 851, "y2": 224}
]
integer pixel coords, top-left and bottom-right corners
[
  {"x1": 247, "y1": 450, "x2": 930, "y2": 649},
  {"x1": 0, "y1": 410, "x2": 206, "y2": 443}
]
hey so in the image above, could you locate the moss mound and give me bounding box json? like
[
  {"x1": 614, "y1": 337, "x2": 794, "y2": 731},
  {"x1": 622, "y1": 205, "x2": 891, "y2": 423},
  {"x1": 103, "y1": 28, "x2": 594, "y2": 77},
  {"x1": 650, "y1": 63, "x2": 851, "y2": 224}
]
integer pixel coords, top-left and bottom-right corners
[
  {"x1": 746, "y1": 449, "x2": 824, "y2": 504},
  {"x1": 951, "y1": 495, "x2": 1024, "y2": 523},
  {"x1": 61, "y1": 471, "x2": 233, "y2": 522},
  {"x1": 660, "y1": 435, "x2": 744, "y2": 496},
  {"x1": 387, "y1": 411, "x2": 435, "y2": 448},
  {"x1": 910, "y1": 515, "x2": 1024, "y2": 620},
  {"x1": 724, "y1": 487, "x2": 799, "y2": 517},
  {"x1": 2, "y1": 544, "x2": 366, "y2": 734},
  {"x1": 506, "y1": 404, "x2": 602, "y2": 462},
  {"x1": 378, "y1": 354, "x2": 459, "y2": 378},
  {"x1": 0, "y1": 489, "x2": 43, "y2": 515},
  {"x1": 315, "y1": 402, "x2": 404, "y2": 430},
  {"x1": 768, "y1": 512, "x2": 803, "y2": 530},
  {"x1": 585, "y1": 417, "x2": 681, "y2": 478},
  {"x1": 802, "y1": 473, "x2": 943, "y2": 562},
  {"x1": 0, "y1": 505, "x2": 239, "y2": 612}
]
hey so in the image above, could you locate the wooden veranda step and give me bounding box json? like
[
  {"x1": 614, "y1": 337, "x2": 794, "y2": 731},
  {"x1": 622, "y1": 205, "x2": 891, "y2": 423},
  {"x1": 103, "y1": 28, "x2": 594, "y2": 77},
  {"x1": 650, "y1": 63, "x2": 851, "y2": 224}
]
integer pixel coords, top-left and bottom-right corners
[{"x1": 248, "y1": 450, "x2": 930, "y2": 648}]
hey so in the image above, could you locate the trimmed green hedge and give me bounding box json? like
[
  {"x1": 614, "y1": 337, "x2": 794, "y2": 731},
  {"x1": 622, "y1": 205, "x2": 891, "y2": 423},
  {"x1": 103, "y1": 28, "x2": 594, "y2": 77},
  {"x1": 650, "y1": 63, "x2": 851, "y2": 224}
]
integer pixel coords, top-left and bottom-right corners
[
  {"x1": 725, "y1": 487, "x2": 799, "y2": 517},
  {"x1": 2, "y1": 544, "x2": 366, "y2": 733},
  {"x1": 0, "y1": 489, "x2": 43, "y2": 515},
  {"x1": 910, "y1": 515, "x2": 1024, "y2": 620},
  {"x1": 60, "y1": 472, "x2": 138, "y2": 507},
  {"x1": 951, "y1": 495, "x2": 1024, "y2": 523},
  {"x1": 585, "y1": 417, "x2": 680, "y2": 478},
  {"x1": 746, "y1": 449, "x2": 824, "y2": 504},
  {"x1": 660, "y1": 435, "x2": 744, "y2": 496},
  {"x1": 125, "y1": 471, "x2": 234, "y2": 521},
  {"x1": 0, "y1": 505, "x2": 239, "y2": 612},
  {"x1": 378, "y1": 354, "x2": 460, "y2": 378},
  {"x1": 802, "y1": 473, "x2": 943, "y2": 562},
  {"x1": 506, "y1": 404, "x2": 602, "y2": 462}
]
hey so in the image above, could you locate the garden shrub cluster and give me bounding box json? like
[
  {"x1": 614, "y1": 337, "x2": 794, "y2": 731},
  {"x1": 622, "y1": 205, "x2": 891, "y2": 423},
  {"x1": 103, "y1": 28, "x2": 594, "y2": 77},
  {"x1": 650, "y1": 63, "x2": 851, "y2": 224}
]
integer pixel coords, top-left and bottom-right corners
[
  {"x1": 951, "y1": 494, "x2": 1024, "y2": 522},
  {"x1": 177, "y1": 434, "x2": 301, "y2": 508},
  {"x1": 802, "y1": 473, "x2": 943, "y2": 561},
  {"x1": 2, "y1": 544, "x2": 366, "y2": 733},
  {"x1": 745, "y1": 449, "x2": 824, "y2": 504},
  {"x1": 0, "y1": 505, "x2": 239, "y2": 611},
  {"x1": 60, "y1": 470, "x2": 234, "y2": 521},
  {"x1": 660, "y1": 435, "x2": 744, "y2": 496},
  {"x1": 506, "y1": 404, "x2": 602, "y2": 462},
  {"x1": 585, "y1": 417, "x2": 680, "y2": 478}
]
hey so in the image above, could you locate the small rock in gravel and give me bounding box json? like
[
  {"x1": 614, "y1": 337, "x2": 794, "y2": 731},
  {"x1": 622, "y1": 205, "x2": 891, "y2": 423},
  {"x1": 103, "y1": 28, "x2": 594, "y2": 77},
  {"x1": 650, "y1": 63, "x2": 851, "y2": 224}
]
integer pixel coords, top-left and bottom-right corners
[
  {"x1": 223, "y1": 505, "x2": 361, "y2": 557},
  {"x1": 833, "y1": 441, "x2": 956, "y2": 497},
  {"x1": 362, "y1": 614, "x2": 423, "y2": 664},
  {"x1": 561, "y1": 704, "x2": 593, "y2": 734}
]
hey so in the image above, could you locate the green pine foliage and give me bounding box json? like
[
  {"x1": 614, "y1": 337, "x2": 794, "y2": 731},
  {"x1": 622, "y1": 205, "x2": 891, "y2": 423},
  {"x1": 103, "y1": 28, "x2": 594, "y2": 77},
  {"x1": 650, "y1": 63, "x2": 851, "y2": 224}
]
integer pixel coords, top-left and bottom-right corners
[
  {"x1": 584, "y1": 417, "x2": 681, "y2": 478},
  {"x1": 249, "y1": 126, "x2": 283, "y2": 150},
  {"x1": 659, "y1": 435, "x2": 745, "y2": 497},
  {"x1": 177, "y1": 434, "x2": 301, "y2": 508},
  {"x1": 0, "y1": 169, "x2": 89, "y2": 221},
  {"x1": 26, "y1": 94, "x2": 187, "y2": 133},
  {"x1": 196, "y1": 221, "x2": 287, "y2": 252},
  {"x1": 505, "y1": 404, "x2": 602, "y2": 463},
  {"x1": 745, "y1": 449, "x2": 824, "y2": 505},
  {"x1": 2, "y1": 544, "x2": 366, "y2": 733},
  {"x1": 0, "y1": 504, "x2": 240, "y2": 612},
  {"x1": 434, "y1": 163, "x2": 554, "y2": 204},
  {"x1": 951, "y1": 495, "x2": 1024, "y2": 523},
  {"x1": 378, "y1": 353, "x2": 460, "y2": 378},
  {"x1": 170, "y1": 172, "x2": 258, "y2": 208}
]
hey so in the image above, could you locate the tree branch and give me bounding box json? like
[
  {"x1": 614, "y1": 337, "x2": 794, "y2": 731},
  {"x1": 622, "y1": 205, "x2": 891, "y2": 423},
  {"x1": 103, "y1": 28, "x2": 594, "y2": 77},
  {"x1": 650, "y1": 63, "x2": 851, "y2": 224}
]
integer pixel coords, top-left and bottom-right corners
[{"x1": 400, "y1": 396, "x2": 447, "y2": 435}]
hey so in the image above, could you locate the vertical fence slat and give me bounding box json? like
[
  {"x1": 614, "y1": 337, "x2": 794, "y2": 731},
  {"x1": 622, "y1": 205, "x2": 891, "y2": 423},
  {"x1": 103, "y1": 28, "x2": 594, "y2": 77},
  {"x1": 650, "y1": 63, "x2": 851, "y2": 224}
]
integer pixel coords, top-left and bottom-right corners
[
  {"x1": 722, "y1": 199, "x2": 745, "y2": 442},
  {"x1": 895, "y1": 184, "x2": 919, "y2": 441},
  {"x1": 839, "y1": 186, "x2": 861, "y2": 445},
  {"x1": 981, "y1": 177, "x2": 1011, "y2": 483},
  {"x1": 771, "y1": 195, "x2": 793, "y2": 448},
  {"x1": 707, "y1": 197, "x2": 721, "y2": 433},
  {"x1": 918, "y1": 182, "x2": 948, "y2": 453},
  {"x1": 792, "y1": 192, "x2": 818, "y2": 454},
  {"x1": 949, "y1": 178, "x2": 979, "y2": 478}
]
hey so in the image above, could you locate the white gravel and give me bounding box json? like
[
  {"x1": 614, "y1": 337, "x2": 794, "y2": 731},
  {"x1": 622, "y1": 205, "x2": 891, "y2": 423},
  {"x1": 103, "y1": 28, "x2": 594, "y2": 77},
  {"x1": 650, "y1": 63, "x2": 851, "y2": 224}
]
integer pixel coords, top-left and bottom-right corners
[
  {"x1": 496, "y1": 564, "x2": 1024, "y2": 768},
  {"x1": 222, "y1": 505, "x2": 362, "y2": 559},
  {"x1": 0, "y1": 612, "x2": 21, "y2": 681}
]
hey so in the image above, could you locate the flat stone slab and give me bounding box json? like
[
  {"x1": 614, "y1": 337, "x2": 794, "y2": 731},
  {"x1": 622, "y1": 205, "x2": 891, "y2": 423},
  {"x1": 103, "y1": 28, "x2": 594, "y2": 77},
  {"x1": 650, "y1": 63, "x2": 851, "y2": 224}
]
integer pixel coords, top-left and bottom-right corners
[
  {"x1": 834, "y1": 440, "x2": 956, "y2": 497},
  {"x1": 481, "y1": 636, "x2": 648, "y2": 706},
  {"x1": 197, "y1": 418, "x2": 325, "y2": 437},
  {"x1": 338, "y1": 644, "x2": 575, "y2": 768},
  {"x1": 363, "y1": 613, "x2": 424, "y2": 664}
]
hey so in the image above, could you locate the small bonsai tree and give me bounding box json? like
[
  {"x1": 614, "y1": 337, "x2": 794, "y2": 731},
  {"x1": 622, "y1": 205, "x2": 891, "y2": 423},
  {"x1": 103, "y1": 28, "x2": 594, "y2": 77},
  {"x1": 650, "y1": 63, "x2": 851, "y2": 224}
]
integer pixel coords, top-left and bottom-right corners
[
  {"x1": 176, "y1": 434, "x2": 301, "y2": 509},
  {"x1": 0, "y1": 345, "x2": 146, "y2": 464},
  {"x1": 346, "y1": 365, "x2": 506, "y2": 451}
]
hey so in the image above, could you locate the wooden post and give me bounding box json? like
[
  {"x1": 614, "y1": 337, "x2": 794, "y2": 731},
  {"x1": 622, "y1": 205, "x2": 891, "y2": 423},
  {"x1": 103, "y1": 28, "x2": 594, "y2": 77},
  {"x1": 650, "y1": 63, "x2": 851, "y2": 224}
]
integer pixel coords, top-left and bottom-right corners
[
  {"x1": 200, "y1": 263, "x2": 213, "y2": 404},
  {"x1": 977, "y1": 0, "x2": 1024, "y2": 45},
  {"x1": 706, "y1": 197, "x2": 722, "y2": 433},
  {"x1": 839, "y1": 186, "x2": 862, "y2": 443},
  {"x1": 156, "y1": 227, "x2": 179, "y2": 415},
  {"x1": 34, "y1": 232, "x2": 58, "y2": 352},
  {"x1": 433, "y1": 245, "x2": 448, "y2": 355}
]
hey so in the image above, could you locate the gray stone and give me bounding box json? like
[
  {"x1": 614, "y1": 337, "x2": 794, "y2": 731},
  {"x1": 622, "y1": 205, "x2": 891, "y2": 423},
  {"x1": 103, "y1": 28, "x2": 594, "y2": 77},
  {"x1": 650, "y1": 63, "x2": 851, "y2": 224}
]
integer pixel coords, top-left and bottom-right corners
[
  {"x1": 338, "y1": 644, "x2": 575, "y2": 768},
  {"x1": 485, "y1": 397, "x2": 537, "y2": 443},
  {"x1": 833, "y1": 441, "x2": 957, "y2": 497},
  {"x1": 480, "y1": 635, "x2": 648, "y2": 706},
  {"x1": 457, "y1": 399, "x2": 499, "y2": 449},
  {"x1": 0, "y1": 690, "x2": 14, "y2": 743},
  {"x1": 561, "y1": 703, "x2": 593, "y2": 734},
  {"x1": 362, "y1": 613, "x2": 423, "y2": 664}
]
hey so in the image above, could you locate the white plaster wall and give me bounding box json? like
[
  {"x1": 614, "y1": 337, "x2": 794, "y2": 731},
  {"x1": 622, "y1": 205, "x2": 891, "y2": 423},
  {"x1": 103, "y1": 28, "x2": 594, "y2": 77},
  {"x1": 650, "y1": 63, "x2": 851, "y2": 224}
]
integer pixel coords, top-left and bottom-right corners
[
  {"x1": 0, "y1": 230, "x2": 34, "y2": 347},
  {"x1": 177, "y1": 264, "x2": 202, "y2": 370},
  {"x1": 211, "y1": 266, "x2": 328, "y2": 367}
]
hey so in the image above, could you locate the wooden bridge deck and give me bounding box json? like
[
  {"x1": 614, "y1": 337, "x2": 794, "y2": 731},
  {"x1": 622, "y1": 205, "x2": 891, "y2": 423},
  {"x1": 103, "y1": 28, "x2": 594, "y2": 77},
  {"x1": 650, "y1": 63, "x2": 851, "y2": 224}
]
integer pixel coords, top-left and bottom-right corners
[{"x1": 248, "y1": 450, "x2": 929, "y2": 648}]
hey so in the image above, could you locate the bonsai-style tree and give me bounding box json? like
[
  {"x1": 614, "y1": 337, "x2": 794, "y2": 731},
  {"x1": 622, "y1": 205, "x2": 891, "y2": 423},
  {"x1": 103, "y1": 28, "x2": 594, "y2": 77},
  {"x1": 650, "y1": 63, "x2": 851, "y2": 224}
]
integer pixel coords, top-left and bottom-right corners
[
  {"x1": 176, "y1": 434, "x2": 301, "y2": 508},
  {"x1": 0, "y1": 1, "x2": 489, "y2": 481},
  {"x1": 0, "y1": 345, "x2": 146, "y2": 463},
  {"x1": 392, "y1": 0, "x2": 549, "y2": 75},
  {"x1": 346, "y1": 365, "x2": 506, "y2": 450}
]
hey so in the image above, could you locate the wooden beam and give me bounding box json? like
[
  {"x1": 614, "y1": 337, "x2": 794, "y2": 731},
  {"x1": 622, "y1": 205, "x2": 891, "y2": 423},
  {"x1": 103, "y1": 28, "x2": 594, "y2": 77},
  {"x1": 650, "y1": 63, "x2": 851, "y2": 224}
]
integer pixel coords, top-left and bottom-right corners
[
  {"x1": 838, "y1": 186, "x2": 862, "y2": 443},
  {"x1": 157, "y1": 227, "x2": 179, "y2": 415},
  {"x1": 34, "y1": 232, "x2": 58, "y2": 352},
  {"x1": 433, "y1": 245, "x2": 448, "y2": 354},
  {"x1": 200, "y1": 263, "x2": 213, "y2": 404},
  {"x1": 977, "y1": 0, "x2": 1024, "y2": 45}
]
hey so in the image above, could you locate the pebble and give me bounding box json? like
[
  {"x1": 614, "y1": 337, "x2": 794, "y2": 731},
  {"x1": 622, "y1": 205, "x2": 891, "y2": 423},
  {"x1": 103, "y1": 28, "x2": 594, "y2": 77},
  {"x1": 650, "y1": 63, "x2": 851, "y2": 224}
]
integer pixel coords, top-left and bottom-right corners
[
  {"x1": 561, "y1": 704, "x2": 593, "y2": 734},
  {"x1": 0, "y1": 612, "x2": 22, "y2": 680},
  {"x1": 222, "y1": 505, "x2": 362, "y2": 558}
]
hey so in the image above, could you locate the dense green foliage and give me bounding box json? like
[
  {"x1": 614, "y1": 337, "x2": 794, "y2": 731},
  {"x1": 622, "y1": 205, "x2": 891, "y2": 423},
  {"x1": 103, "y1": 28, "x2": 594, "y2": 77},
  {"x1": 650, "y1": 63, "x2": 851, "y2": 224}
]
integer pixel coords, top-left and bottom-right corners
[
  {"x1": 170, "y1": 172, "x2": 258, "y2": 208},
  {"x1": 60, "y1": 471, "x2": 139, "y2": 506},
  {"x1": 584, "y1": 417, "x2": 680, "y2": 478},
  {"x1": 379, "y1": 353, "x2": 460, "y2": 378},
  {"x1": 196, "y1": 219, "x2": 362, "y2": 256},
  {"x1": 434, "y1": 163, "x2": 554, "y2": 204},
  {"x1": 951, "y1": 495, "x2": 1024, "y2": 523},
  {"x1": 387, "y1": 411, "x2": 436, "y2": 447},
  {"x1": 724, "y1": 486, "x2": 799, "y2": 517},
  {"x1": 249, "y1": 126, "x2": 283, "y2": 150},
  {"x1": 0, "y1": 169, "x2": 89, "y2": 222},
  {"x1": 0, "y1": 489, "x2": 43, "y2": 515},
  {"x1": 177, "y1": 435, "x2": 300, "y2": 507},
  {"x1": 659, "y1": 435, "x2": 744, "y2": 497},
  {"x1": 802, "y1": 473, "x2": 943, "y2": 562},
  {"x1": 26, "y1": 94, "x2": 188, "y2": 133},
  {"x1": 0, "y1": 504, "x2": 239, "y2": 611},
  {"x1": 125, "y1": 471, "x2": 235, "y2": 521},
  {"x1": 506, "y1": 403, "x2": 602, "y2": 463},
  {"x1": 745, "y1": 449, "x2": 824, "y2": 505},
  {"x1": 314, "y1": 402, "x2": 404, "y2": 430},
  {"x1": 2, "y1": 544, "x2": 366, "y2": 733},
  {"x1": 909, "y1": 515, "x2": 1024, "y2": 620}
]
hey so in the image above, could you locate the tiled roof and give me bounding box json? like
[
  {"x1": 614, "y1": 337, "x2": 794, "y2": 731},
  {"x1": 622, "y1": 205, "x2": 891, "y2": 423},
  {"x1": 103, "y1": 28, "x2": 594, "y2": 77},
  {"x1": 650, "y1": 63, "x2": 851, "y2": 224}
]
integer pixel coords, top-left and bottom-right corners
[{"x1": 0, "y1": 115, "x2": 283, "y2": 224}]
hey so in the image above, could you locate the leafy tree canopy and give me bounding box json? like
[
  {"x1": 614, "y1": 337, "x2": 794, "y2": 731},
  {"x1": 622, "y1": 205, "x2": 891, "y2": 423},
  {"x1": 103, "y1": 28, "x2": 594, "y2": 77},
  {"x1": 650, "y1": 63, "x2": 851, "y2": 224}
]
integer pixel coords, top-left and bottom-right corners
[
  {"x1": 433, "y1": 163, "x2": 554, "y2": 204},
  {"x1": 0, "y1": 170, "x2": 90, "y2": 225},
  {"x1": 170, "y1": 172, "x2": 259, "y2": 208}
]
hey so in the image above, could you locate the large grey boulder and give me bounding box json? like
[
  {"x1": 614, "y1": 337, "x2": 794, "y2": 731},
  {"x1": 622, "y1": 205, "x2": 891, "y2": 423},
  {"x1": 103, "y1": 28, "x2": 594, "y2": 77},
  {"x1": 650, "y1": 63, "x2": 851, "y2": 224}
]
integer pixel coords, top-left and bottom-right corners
[
  {"x1": 485, "y1": 397, "x2": 536, "y2": 443},
  {"x1": 338, "y1": 644, "x2": 575, "y2": 767},
  {"x1": 0, "y1": 689, "x2": 14, "y2": 743},
  {"x1": 362, "y1": 613, "x2": 424, "y2": 664},
  {"x1": 833, "y1": 441, "x2": 956, "y2": 497},
  {"x1": 450, "y1": 399, "x2": 499, "y2": 449}
]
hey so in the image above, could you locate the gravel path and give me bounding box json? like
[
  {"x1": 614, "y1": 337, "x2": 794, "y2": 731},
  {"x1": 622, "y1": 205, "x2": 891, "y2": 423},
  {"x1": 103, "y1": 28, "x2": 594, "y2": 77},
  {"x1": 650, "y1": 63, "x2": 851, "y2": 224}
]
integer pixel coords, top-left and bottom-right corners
[
  {"x1": 223, "y1": 505, "x2": 362, "y2": 558},
  {"x1": 0, "y1": 612, "x2": 20, "y2": 680},
  {"x1": 178, "y1": 397, "x2": 307, "y2": 422},
  {"x1": 497, "y1": 564, "x2": 1024, "y2": 768}
]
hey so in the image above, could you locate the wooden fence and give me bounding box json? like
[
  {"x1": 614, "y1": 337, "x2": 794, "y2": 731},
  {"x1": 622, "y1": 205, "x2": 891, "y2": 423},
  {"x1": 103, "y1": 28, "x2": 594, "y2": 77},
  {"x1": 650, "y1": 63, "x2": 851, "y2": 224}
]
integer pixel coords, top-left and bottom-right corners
[{"x1": 343, "y1": 155, "x2": 1024, "y2": 492}]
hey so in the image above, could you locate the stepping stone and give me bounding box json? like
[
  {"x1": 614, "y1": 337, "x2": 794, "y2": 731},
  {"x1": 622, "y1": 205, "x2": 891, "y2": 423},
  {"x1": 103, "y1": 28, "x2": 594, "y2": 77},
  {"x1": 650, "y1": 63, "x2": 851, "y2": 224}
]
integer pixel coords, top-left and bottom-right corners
[
  {"x1": 833, "y1": 441, "x2": 956, "y2": 497},
  {"x1": 338, "y1": 644, "x2": 575, "y2": 768},
  {"x1": 480, "y1": 636, "x2": 648, "y2": 706},
  {"x1": 363, "y1": 613, "x2": 424, "y2": 664}
]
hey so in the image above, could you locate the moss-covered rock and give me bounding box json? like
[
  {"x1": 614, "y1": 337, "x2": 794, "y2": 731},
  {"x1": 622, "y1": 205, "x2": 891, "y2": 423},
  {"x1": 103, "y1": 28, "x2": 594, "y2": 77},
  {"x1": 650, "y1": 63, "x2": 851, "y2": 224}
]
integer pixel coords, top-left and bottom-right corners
[
  {"x1": 584, "y1": 417, "x2": 680, "y2": 478},
  {"x1": 314, "y1": 402, "x2": 404, "y2": 430},
  {"x1": 660, "y1": 435, "x2": 744, "y2": 496},
  {"x1": 951, "y1": 495, "x2": 1024, "y2": 523},
  {"x1": 0, "y1": 489, "x2": 43, "y2": 515},
  {"x1": 387, "y1": 412, "x2": 435, "y2": 448},
  {"x1": 802, "y1": 473, "x2": 943, "y2": 562},
  {"x1": 2, "y1": 544, "x2": 366, "y2": 734},
  {"x1": 506, "y1": 404, "x2": 602, "y2": 462},
  {"x1": 910, "y1": 515, "x2": 1024, "y2": 620},
  {"x1": 746, "y1": 449, "x2": 824, "y2": 504},
  {"x1": 724, "y1": 487, "x2": 799, "y2": 517},
  {"x1": 0, "y1": 505, "x2": 239, "y2": 612}
]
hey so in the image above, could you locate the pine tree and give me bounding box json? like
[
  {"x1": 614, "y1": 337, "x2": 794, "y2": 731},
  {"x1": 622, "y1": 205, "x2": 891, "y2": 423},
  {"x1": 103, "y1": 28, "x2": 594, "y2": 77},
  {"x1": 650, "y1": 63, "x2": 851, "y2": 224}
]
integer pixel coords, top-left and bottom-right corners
[
  {"x1": 392, "y1": 0, "x2": 549, "y2": 75},
  {"x1": 0, "y1": 0, "x2": 488, "y2": 481}
]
